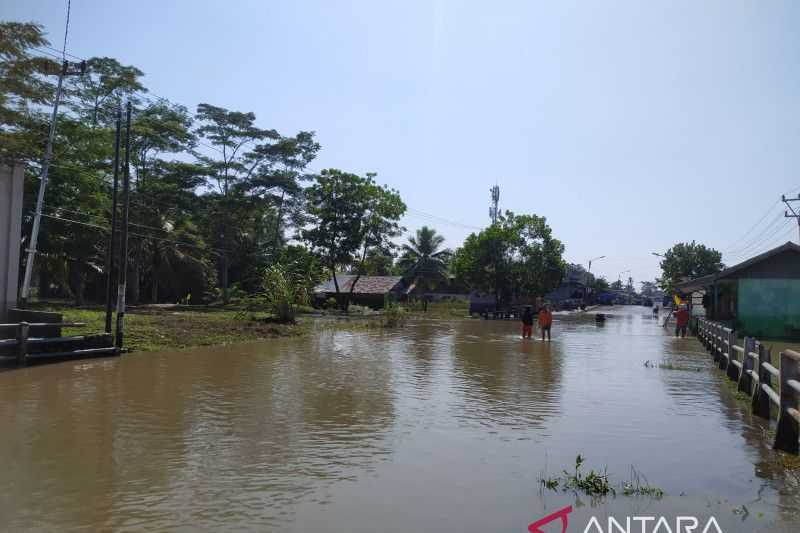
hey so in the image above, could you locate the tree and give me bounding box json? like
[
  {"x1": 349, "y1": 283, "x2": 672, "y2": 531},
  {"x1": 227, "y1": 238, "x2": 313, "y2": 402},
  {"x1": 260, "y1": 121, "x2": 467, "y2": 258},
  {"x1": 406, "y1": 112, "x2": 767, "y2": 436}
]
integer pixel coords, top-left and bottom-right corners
[
  {"x1": 626, "y1": 276, "x2": 635, "y2": 293},
  {"x1": 362, "y1": 250, "x2": 396, "y2": 276},
  {"x1": 131, "y1": 101, "x2": 195, "y2": 185},
  {"x1": 657, "y1": 241, "x2": 724, "y2": 293},
  {"x1": 451, "y1": 211, "x2": 564, "y2": 306},
  {"x1": 0, "y1": 22, "x2": 59, "y2": 161},
  {"x1": 302, "y1": 169, "x2": 406, "y2": 310},
  {"x1": 588, "y1": 276, "x2": 610, "y2": 292},
  {"x1": 610, "y1": 280, "x2": 623, "y2": 291},
  {"x1": 640, "y1": 280, "x2": 657, "y2": 297},
  {"x1": 65, "y1": 57, "x2": 146, "y2": 126},
  {"x1": 194, "y1": 104, "x2": 318, "y2": 301},
  {"x1": 398, "y1": 226, "x2": 451, "y2": 302}
]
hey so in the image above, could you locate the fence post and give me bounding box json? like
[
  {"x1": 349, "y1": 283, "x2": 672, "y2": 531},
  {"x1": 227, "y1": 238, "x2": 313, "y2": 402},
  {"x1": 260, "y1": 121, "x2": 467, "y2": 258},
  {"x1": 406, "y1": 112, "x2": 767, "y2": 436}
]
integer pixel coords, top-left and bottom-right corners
[
  {"x1": 711, "y1": 323, "x2": 718, "y2": 361},
  {"x1": 774, "y1": 350, "x2": 800, "y2": 454},
  {"x1": 699, "y1": 319, "x2": 706, "y2": 347},
  {"x1": 753, "y1": 344, "x2": 772, "y2": 419},
  {"x1": 727, "y1": 330, "x2": 740, "y2": 381},
  {"x1": 738, "y1": 337, "x2": 755, "y2": 394},
  {"x1": 16, "y1": 321, "x2": 29, "y2": 365},
  {"x1": 719, "y1": 328, "x2": 730, "y2": 371}
]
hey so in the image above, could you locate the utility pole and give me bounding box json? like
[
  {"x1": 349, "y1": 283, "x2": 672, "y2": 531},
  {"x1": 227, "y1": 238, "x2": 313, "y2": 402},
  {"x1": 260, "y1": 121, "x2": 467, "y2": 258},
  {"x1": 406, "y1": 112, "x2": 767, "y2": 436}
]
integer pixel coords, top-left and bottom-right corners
[
  {"x1": 20, "y1": 60, "x2": 86, "y2": 303},
  {"x1": 115, "y1": 102, "x2": 132, "y2": 349},
  {"x1": 104, "y1": 106, "x2": 122, "y2": 334},
  {"x1": 782, "y1": 193, "x2": 800, "y2": 243},
  {"x1": 489, "y1": 184, "x2": 500, "y2": 225}
]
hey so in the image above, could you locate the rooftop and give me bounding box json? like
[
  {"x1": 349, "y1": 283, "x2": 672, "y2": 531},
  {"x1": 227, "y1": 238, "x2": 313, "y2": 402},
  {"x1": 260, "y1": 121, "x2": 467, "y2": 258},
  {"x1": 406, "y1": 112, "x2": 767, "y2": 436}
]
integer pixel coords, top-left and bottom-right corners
[{"x1": 314, "y1": 275, "x2": 404, "y2": 295}]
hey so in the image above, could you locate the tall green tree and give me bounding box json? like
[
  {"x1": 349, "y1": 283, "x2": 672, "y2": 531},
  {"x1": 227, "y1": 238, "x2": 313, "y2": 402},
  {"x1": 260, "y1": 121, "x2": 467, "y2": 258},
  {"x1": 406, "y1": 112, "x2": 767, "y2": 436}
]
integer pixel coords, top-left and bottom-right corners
[
  {"x1": 303, "y1": 169, "x2": 406, "y2": 310},
  {"x1": 451, "y1": 211, "x2": 564, "y2": 306},
  {"x1": 657, "y1": 241, "x2": 724, "y2": 293},
  {"x1": 398, "y1": 226, "x2": 452, "y2": 299},
  {"x1": 65, "y1": 57, "x2": 146, "y2": 127},
  {"x1": 0, "y1": 21, "x2": 58, "y2": 161}
]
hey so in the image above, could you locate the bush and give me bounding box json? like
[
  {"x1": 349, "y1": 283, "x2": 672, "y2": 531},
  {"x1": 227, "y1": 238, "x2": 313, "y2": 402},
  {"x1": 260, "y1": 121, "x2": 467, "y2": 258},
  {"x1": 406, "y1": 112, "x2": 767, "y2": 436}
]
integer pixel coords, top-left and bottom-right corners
[
  {"x1": 259, "y1": 263, "x2": 311, "y2": 323},
  {"x1": 381, "y1": 302, "x2": 407, "y2": 327}
]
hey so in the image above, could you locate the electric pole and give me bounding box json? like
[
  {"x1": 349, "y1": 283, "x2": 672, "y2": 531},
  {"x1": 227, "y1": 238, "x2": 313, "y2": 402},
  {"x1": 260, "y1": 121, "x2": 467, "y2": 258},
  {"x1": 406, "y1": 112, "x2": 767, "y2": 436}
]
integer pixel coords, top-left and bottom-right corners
[
  {"x1": 489, "y1": 184, "x2": 500, "y2": 225},
  {"x1": 104, "y1": 105, "x2": 122, "y2": 334},
  {"x1": 782, "y1": 193, "x2": 800, "y2": 243},
  {"x1": 20, "y1": 59, "x2": 86, "y2": 303},
  {"x1": 115, "y1": 102, "x2": 132, "y2": 349}
]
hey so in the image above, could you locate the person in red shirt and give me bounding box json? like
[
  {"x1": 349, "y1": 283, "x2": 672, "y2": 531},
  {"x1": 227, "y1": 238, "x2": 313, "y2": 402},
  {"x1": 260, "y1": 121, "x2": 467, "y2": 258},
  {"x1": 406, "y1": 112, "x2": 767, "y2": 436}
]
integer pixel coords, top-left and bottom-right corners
[
  {"x1": 520, "y1": 306, "x2": 534, "y2": 339},
  {"x1": 675, "y1": 304, "x2": 690, "y2": 338},
  {"x1": 538, "y1": 304, "x2": 553, "y2": 341}
]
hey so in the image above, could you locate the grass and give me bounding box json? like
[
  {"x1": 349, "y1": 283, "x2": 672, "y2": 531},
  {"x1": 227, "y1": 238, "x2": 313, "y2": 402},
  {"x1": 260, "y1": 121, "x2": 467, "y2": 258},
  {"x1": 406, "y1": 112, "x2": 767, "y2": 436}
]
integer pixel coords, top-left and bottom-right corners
[
  {"x1": 405, "y1": 300, "x2": 470, "y2": 320},
  {"x1": 34, "y1": 304, "x2": 304, "y2": 352}
]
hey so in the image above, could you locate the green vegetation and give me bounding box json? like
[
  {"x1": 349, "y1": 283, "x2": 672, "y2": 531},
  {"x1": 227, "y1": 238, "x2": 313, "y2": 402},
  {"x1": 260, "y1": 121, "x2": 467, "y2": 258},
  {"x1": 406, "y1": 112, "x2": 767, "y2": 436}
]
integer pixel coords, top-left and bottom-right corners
[
  {"x1": 2, "y1": 21, "x2": 565, "y2": 321},
  {"x1": 656, "y1": 241, "x2": 724, "y2": 294},
  {"x1": 398, "y1": 226, "x2": 452, "y2": 311},
  {"x1": 539, "y1": 456, "x2": 664, "y2": 499},
  {"x1": 451, "y1": 211, "x2": 565, "y2": 307},
  {"x1": 40, "y1": 304, "x2": 302, "y2": 352},
  {"x1": 303, "y1": 169, "x2": 405, "y2": 311}
]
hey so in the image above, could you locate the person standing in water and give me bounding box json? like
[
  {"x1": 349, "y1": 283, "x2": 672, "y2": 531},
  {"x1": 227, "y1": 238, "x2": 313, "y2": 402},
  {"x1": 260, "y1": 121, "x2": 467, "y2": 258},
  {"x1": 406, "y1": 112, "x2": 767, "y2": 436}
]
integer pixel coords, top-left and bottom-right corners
[
  {"x1": 675, "y1": 304, "x2": 690, "y2": 338},
  {"x1": 521, "y1": 306, "x2": 534, "y2": 339},
  {"x1": 538, "y1": 304, "x2": 553, "y2": 341}
]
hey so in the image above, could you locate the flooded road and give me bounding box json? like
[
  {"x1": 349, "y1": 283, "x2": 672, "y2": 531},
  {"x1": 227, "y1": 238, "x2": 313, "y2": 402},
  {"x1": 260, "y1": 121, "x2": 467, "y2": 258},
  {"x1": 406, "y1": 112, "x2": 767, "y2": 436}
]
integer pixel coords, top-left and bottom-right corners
[{"x1": 0, "y1": 306, "x2": 798, "y2": 532}]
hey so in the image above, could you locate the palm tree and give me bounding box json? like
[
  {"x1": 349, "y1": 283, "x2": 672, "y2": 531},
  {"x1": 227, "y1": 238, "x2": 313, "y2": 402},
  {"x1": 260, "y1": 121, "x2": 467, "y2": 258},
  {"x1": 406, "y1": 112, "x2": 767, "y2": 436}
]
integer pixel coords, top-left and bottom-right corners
[{"x1": 398, "y1": 226, "x2": 452, "y2": 309}]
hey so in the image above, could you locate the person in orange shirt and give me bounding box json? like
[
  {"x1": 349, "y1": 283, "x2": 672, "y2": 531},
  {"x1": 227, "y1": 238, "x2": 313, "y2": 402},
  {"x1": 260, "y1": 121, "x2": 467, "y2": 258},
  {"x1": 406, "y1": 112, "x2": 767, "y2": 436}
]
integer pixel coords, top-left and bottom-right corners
[{"x1": 538, "y1": 304, "x2": 553, "y2": 341}]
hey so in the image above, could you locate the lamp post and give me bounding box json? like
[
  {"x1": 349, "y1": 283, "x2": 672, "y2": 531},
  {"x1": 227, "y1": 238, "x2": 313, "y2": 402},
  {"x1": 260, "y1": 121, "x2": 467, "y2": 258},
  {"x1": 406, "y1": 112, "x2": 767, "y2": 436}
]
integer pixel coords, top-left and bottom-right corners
[
  {"x1": 587, "y1": 255, "x2": 605, "y2": 277},
  {"x1": 585, "y1": 256, "x2": 606, "y2": 305}
]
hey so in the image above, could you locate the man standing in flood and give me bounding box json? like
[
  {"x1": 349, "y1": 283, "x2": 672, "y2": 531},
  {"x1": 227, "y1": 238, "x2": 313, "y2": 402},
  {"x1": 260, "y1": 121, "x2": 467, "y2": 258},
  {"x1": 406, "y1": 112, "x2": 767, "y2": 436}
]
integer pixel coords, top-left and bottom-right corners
[
  {"x1": 675, "y1": 304, "x2": 690, "y2": 338},
  {"x1": 538, "y1": 304, "x2": 553, "y2": 341},
  {"x1": 521, "y1": 306, "x2": 534, "y2": 339}
]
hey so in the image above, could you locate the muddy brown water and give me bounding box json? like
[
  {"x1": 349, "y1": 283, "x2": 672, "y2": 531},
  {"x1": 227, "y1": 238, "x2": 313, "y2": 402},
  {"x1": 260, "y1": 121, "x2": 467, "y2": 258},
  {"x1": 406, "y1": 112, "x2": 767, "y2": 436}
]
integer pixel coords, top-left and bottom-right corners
[{"x1": 0, "y1": 306, "x2": 798, "y2": 532}]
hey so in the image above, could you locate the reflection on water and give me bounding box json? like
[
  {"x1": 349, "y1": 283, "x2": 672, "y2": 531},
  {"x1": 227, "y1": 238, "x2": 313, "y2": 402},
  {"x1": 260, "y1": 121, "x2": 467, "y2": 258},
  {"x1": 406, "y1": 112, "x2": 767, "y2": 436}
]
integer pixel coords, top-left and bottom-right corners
[{"x1": 0, "y1": 306, "x2": 797, "y2": 531}]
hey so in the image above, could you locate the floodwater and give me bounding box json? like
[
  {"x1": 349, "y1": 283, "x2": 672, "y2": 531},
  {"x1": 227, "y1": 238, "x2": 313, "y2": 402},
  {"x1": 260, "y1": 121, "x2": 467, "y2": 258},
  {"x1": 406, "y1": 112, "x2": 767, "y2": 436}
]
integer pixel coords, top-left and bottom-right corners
[{"x1": 1, "y1": 306, "x2": 798, "y2": 532}]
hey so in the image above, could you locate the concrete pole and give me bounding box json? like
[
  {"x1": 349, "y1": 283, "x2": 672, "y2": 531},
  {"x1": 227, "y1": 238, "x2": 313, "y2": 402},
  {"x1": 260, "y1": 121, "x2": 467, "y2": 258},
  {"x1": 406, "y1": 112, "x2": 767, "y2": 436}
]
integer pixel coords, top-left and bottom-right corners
[
  {"x1": 0, "y1": 164, "x2": 25, "y2": 322},
  {"x1": 20, "y1": 62, "x2": 68, "y2": 303}
]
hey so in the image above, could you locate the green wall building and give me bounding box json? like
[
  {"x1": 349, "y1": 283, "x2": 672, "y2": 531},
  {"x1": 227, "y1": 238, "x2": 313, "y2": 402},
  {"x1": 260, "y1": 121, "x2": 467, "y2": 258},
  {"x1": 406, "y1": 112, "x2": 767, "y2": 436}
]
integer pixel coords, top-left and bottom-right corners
[{"x1": 676, "y1": 242, "x2": 800, "y2": 340}]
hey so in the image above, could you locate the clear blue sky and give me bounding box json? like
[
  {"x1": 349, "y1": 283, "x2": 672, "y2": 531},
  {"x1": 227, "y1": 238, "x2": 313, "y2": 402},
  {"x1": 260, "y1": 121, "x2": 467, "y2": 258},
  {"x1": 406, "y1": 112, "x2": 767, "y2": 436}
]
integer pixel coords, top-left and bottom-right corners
[{"x1": 4, "y1": 0, "x2": 800, "y2": 284}]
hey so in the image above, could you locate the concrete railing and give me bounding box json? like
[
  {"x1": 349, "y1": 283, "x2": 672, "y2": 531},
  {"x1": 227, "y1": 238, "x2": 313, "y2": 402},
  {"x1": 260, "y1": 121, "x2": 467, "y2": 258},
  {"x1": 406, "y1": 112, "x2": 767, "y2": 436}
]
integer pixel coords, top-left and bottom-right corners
[
  {"x1": 0, "y1": 322, "x2": 117, "y2": 365},
  {"x1": 697, "y1": 318, "x2": 800, "y2": 454}
]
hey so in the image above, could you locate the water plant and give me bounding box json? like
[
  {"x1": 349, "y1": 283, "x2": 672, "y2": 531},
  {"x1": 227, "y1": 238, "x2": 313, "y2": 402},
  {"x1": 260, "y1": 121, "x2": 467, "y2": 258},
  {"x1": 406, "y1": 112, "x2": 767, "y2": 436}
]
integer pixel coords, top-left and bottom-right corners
[{"x1": 538, "y1": 457, "x2": 665, "y2": 500}]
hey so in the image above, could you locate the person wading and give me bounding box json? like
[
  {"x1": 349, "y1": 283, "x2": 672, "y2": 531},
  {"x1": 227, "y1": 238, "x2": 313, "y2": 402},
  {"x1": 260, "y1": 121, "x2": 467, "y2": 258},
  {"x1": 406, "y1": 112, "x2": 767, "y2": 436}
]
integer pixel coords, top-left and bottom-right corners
[
  {"x1": 521, "y1": 305, "x2": 534, "y2": 339},
  {"x1": 538, "y1": 304, "x2": 553, "y2": 341},
  {"x1": 675, "y1": 304, "x2": 690, "y2": 338}
]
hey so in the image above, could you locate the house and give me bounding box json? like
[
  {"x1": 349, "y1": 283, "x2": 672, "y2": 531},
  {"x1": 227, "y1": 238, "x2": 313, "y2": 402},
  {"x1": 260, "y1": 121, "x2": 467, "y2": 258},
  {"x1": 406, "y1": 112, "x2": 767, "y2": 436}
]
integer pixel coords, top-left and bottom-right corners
[
  {"x1": 674, "y1": 242, "x2": 800, "y2": 340},
  {"x1": 314, "y1": 275, "x2": 411, "y2": 309}
]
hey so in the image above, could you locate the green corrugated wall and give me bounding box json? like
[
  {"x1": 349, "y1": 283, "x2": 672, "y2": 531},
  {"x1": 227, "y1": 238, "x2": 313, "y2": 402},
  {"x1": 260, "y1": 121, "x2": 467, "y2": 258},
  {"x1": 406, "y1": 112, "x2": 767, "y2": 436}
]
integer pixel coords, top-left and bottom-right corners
[{"x1": 738, "y1": 279, "x2": 800, "y2": 339}]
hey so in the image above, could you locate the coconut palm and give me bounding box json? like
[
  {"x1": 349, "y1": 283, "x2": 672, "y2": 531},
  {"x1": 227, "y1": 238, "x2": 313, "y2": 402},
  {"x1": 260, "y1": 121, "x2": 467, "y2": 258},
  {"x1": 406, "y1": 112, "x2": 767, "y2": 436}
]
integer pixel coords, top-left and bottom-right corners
[{"x1": 398, "y1": 226, "x2": 452, "y2": 306}]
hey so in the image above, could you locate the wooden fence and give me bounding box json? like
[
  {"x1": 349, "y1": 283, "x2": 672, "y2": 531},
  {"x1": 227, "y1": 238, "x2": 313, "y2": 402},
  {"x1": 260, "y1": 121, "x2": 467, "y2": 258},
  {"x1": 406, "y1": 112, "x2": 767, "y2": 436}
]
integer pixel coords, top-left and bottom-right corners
[
  {"x1": 697, "y1": 318, "x2": 800, "y2": 454},
  {"x1": 0, "y1": 322, "x2": 118, "y2": 366}
]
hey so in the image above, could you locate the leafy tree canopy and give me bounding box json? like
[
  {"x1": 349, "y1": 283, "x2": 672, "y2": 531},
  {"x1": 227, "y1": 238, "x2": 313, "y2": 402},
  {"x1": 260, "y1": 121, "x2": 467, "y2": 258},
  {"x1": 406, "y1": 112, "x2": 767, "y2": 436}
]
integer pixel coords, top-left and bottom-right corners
[{"x1": 657, "y1": 241, "x2": 724, "y2": 293}]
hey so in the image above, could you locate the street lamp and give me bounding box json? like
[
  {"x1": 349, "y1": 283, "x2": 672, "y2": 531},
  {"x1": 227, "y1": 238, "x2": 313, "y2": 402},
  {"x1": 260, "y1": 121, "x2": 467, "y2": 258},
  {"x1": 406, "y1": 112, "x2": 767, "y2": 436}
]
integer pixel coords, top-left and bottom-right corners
[{"x1": 587, "y1": 255, "x2": 605, "y2": 275}]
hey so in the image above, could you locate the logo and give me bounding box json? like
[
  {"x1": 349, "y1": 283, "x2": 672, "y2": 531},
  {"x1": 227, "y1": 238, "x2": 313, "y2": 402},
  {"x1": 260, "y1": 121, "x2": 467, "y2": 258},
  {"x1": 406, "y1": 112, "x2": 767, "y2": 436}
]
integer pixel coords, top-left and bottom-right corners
[
  {"x1": 528, "y1": 506, "x2": 724, "y2": 533},
  {"x1": 528, "y1": 505, "x2": 573, "y2": 533}
]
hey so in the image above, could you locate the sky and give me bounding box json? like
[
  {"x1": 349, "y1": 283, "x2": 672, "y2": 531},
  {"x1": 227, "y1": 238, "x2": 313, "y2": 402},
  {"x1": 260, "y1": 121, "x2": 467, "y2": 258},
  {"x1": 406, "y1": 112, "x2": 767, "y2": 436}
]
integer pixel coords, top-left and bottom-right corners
[{"x1": 4, "y1": 0, "x2": 800, "y2": 285}]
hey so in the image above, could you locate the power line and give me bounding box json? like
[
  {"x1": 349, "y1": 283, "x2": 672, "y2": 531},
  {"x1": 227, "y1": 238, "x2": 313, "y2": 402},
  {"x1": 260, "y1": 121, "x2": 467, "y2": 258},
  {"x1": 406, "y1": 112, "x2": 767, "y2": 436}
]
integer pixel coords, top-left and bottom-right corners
[
  {"x1": 724, "y1": 219, "x2": 796, "y2": 263},
  {"x1": 38, "y1": 211, "x2": 227, "y2": 254},
  {"x1": 720, "y1": 184, "x2": 800, "y2": 252},
  {"x1": 61, "y1": 0, "x2": 71, "y2": 62},
  {"x1": 723, "y1": 210, "x2": 786, "y2": 257}
]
